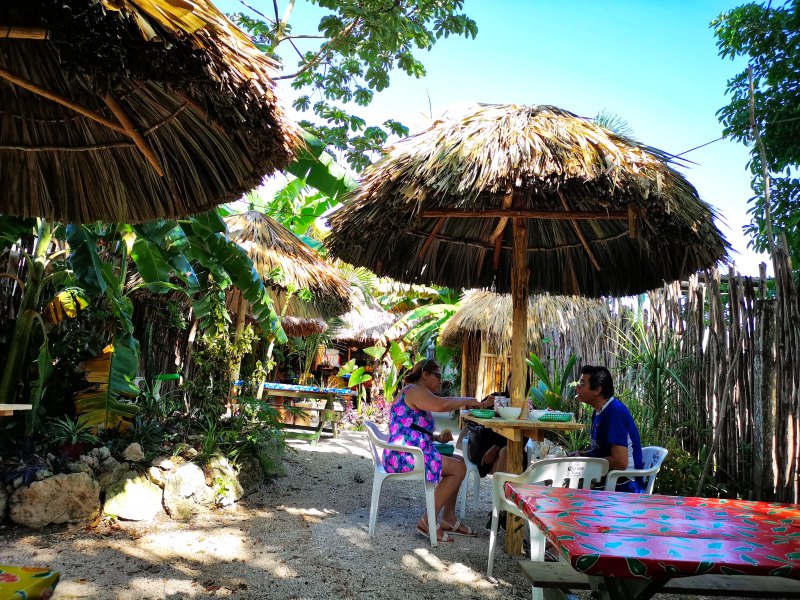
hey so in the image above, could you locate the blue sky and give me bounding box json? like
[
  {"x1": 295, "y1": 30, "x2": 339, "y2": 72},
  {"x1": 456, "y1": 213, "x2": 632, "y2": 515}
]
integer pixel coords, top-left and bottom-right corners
[{"x1": 217, "y1": 0, "x2": 768, "y2": 275}]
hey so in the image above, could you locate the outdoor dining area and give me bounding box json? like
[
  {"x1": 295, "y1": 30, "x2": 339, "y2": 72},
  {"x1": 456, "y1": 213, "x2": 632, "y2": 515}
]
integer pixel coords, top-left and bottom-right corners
[{"x1": 2, "y1": 0, "x2": 800, "y2": 598}]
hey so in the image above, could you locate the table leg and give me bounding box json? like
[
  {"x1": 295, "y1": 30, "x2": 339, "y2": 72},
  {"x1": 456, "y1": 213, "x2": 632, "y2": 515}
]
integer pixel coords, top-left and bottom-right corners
[
  {"x1": 588, "y1": 576, "x2": 666, "y2": 600},
  {"x1": 504, "y1": 431, "x2": 541, "y2": 556}
]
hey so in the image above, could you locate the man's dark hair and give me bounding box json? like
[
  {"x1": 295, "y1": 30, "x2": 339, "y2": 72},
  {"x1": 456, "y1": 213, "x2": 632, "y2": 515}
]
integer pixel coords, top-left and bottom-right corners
[{"x1": 580, "y1": 365, "x2": 614, "y2": 399}]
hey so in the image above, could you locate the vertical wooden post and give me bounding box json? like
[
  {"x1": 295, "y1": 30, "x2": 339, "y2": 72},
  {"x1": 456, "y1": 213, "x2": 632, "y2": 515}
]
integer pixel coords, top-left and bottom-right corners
[{"x1": 505, "y1": 215, "x2": 529, "y2": 556}]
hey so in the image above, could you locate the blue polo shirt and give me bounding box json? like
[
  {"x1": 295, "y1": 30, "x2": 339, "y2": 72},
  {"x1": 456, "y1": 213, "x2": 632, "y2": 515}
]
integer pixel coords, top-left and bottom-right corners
[{"x1": 588, "y1": 397, "x2": 644, "y2": 492}]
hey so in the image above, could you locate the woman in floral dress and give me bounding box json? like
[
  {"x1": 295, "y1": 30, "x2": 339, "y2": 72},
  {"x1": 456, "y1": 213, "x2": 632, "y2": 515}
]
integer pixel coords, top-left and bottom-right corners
[{"x1": 384, "y1": 359, "x2": 480, "y2": 543}]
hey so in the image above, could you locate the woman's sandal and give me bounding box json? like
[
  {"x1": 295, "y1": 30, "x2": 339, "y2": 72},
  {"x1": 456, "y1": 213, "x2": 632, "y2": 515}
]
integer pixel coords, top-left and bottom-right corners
[
  {"x1": 416, "y1": 523, "x2": 454, "y2": 543},
  {"x1": 440, "y1": 519, "x2": 479, "y2": 537}
]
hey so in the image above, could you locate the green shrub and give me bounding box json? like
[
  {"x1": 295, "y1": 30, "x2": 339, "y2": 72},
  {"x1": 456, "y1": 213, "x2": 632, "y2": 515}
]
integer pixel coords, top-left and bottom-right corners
[{"x1": 654, "y1": 438, "x2": 719, "y2": 497}]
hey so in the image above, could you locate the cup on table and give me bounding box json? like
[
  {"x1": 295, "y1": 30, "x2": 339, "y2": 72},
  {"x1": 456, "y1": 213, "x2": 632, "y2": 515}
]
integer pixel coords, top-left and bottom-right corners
[{"x1": 494, "y1": 396, "x2": 509, "y2": 409}]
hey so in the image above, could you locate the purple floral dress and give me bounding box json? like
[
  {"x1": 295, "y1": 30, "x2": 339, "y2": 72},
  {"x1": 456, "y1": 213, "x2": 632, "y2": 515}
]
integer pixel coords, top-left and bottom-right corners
[{"x1": 383, "y1": 385, "x2": 442, "y2": 483}]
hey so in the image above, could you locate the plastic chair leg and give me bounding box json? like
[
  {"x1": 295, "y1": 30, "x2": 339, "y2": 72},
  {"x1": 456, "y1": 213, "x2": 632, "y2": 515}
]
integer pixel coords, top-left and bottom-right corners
[
  {"x1": 471, "y1": 467, "x2": 481, "y2": 510},
  {"x1": 487, "y1": 506, "x2": 500, "y2": 577},
  {"x1": 458, "y1": 472, "x2": 469, "y2": 520},
  {"x1": 368, "y1": 472, "x2": 384, "y2": 537},
  {"x1": 424, "y1": 482, "x2": 438, "y2": 547}
]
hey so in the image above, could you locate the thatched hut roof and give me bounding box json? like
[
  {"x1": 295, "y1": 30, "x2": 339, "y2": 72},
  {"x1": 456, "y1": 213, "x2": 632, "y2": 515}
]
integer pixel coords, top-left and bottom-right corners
[
  {"x1": 439, "y1": 290, "x2": 611, "y2": 356},
  {"x1": 0, "y1": 0, "x2": 298, "y2": 223},
  {"x1": 329, "y1": 287, "x2": 396, "y2": 347},
  {"x1": 280, "y1": 316, "x2": 328, "y2": 337},
  {"x1": 225, "y1": 211, "x2": 351, "y2": 319},
  {"x1": 327, "y1": 104, "x2": 729, "y2": 297}
]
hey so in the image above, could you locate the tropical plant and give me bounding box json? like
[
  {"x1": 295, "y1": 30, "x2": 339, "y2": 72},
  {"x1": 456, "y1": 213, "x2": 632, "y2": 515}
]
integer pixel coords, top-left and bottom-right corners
[
  {"x1": 615, "y1": 320, "x2": 696, "y2": 447},
  {"x1": 526, "y1": 352, "x2": 578, "y2": 411},
  {"x1": 0, "y1": 218, "x2": 62, "y2": 436},
  {"x1": 232, "y1": 2, "x2": 478, "y2": 171},
  {"x1": 337, "y1": 358, "x2": 373, "y2": 413},
  {"x1": 45, "y1": 415, "x2": 101, "y2": 447}
]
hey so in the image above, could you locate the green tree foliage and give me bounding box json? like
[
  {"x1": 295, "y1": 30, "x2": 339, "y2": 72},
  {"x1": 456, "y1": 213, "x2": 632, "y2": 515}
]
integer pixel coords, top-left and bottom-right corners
[
  {"x1": 233, "y1": 1, "x2": 478, "y2": 171},
  {"x1": 713, "y1": 1, "x2": 800, "y2": 263}
]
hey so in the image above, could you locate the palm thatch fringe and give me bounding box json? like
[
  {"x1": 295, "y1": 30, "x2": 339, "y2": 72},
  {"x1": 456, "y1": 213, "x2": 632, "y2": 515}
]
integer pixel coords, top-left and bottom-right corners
[
  {"x1": 327, "y1": 103, "x2": 728, "y2": 297},
  {"x1": 439, "y1": 290, "x2": 612, "y2": 356},
  {"x1": 329, "y1": 288, "x2": 396, "y2": 346},
  {"x1": 280, "y1": 316, "x2": 328, "y2": 337},
  {"x1": 224, "y1": 211, "x2": 351, "y2": 319},
  {"x1": 0, "y1": 0, "x2": 298, "y2": 222}
]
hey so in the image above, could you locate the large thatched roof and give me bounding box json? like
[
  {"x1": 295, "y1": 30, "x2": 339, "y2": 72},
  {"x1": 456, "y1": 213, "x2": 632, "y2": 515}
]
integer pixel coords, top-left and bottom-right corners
[
  {"x1": 439, "y1": 290, "x2": 612, "y2": 356},
  {"x1": 327, "y1": 104, "x2": 729, "y2": 297},
  {"x1": 0, "y1": 0, "x2": 298, "y2": 223},
  {"x1": 225, "y1": 211, "x2": 351, "y2": 319}
]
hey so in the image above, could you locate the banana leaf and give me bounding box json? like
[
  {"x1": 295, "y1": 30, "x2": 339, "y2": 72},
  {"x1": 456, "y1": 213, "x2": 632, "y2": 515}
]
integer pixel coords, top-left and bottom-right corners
[{"x1": 74, "y1": 334, "x2": 140, "y2": 431}]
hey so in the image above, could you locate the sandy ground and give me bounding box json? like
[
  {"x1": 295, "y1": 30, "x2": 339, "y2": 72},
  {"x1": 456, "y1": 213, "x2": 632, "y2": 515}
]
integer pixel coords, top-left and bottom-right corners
[
  {"x1": 0, "y1": 414, "x2": 733, "y2": 600},
  {"x1": 0, "y1": 414, "x2": 539, "y2": 600}
]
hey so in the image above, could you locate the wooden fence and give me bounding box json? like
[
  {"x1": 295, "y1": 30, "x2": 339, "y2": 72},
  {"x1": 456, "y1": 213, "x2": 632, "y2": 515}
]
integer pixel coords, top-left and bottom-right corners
[{"x1": 644, "y1": 249, "x2": 798, "y2": 503}]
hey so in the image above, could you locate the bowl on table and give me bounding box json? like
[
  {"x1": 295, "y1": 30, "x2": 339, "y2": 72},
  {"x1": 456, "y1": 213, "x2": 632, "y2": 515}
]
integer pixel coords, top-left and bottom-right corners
[
  {"x1": 434, "y1": 442, "x2": 454, "y2": 456},
  {"x1": 497, "y1": 406, "x2": 522, "y2": 420},
  {"x1": 529, "y1": 409, "x2": 548, "y2": 421}
]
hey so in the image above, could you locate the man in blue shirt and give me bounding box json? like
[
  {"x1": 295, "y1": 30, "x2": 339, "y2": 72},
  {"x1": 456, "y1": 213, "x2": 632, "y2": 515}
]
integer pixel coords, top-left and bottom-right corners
[{"x1": 576, "y1": 365, "x2": 644, "y2": 493}]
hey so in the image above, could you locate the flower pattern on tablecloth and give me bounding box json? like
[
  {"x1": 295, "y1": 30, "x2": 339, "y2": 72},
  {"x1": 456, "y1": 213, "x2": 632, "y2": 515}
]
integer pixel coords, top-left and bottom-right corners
[
  {"x1": 383, "y1": 385, "x2": 442, "y2": 483},
  {"x1": 505, "y1": 485, "x2": 800, "y2": 580}
]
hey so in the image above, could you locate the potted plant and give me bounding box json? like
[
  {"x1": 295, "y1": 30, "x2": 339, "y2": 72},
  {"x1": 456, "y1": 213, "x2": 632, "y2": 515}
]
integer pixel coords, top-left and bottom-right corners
[{"x1": 526, "y1": 352, "x2": 578, "y2": 412}]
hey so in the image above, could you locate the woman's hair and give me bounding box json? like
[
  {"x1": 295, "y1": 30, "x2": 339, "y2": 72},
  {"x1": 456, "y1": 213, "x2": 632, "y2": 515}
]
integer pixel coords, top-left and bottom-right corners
[{"x1": 405, "y1": 359, "x2": 440, "y2": 384}]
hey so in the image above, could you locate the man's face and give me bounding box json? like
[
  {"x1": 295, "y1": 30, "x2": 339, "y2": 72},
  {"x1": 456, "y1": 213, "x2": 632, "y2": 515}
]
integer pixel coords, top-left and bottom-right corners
[{"x1": 576, "y1": 374, "x2": 595, "y2": 405}]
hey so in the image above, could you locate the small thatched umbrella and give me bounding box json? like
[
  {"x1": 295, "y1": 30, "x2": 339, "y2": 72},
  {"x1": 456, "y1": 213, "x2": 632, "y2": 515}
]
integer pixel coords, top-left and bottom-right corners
[
  {"x1": 327, "y1": 103, "x2": 729, "y2": 544},
  {"x1": 0, "y1": 0, "x2": 297, "y2": 223},
  {"x1": 329, "y1": 287, "x2": 396, "y2": 348},
  {"x1": 224, "y1": 211, "x2": 351, "y2": 321},
  {"x1": 439, "y1": 290, "x2": 615, "y2": 399}
]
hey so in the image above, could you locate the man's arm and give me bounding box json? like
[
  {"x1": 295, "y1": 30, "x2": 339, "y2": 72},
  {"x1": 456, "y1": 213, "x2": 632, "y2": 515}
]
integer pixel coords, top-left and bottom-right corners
[{"x1": 608, "y1": 444, "x2": 628, "y2": 471}]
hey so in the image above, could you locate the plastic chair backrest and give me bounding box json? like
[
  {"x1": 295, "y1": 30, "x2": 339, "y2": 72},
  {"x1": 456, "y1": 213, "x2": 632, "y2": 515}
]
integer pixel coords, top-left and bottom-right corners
[
  {"x1": 640, "y1": 446, "x2": 668, "y2": 493},
  {"x1": 364, "y1": 421, "x2": 386, "y2": 468},
  {"x1": 527, "y1": 457, "x2": 608, "y2": 489}
]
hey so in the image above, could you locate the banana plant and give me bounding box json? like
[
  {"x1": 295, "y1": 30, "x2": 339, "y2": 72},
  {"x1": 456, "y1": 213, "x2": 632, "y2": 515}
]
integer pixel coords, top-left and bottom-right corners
[
  {"x1": 526, "y1": 352, "x2": 578, "y2": 411},
  {"x1": 0, "y1": 218, "x2": 70, "y2": 435},
  {"x1": 337, "y1": 358, "x2": 372, "y2": 414}
]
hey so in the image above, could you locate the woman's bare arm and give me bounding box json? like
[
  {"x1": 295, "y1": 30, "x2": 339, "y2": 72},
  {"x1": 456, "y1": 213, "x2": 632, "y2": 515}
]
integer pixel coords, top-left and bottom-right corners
[{"x1": 405, "y1": 385, "x2": 479, "y2": 412}]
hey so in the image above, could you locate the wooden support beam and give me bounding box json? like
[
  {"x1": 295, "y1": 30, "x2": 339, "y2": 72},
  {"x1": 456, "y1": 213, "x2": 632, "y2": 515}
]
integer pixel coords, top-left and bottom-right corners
[
  {"x1": 0, "y1": 67, "x2": 128, "y2": 135},
  {"x1": 0, "y1": 26, "x2": 48, "y2": 40},
  {"x1": 104, "y1": 94, "x2": 165, "y2": 176},
  {"x1": 558, "y1": 191, "x2": 601, "y2": 272},
  {"x1": 628, "y1": 204, "x2": 639, "y2": 238},
  {"x1": 489, "y1": 188, "x2": 514, "y2": 270},
  {"x1": 422, "y1": 209, "x2": 627, "y2": 220},
  {"x1": 418, "y1": 217, "x2": 446, "y2": 259}
]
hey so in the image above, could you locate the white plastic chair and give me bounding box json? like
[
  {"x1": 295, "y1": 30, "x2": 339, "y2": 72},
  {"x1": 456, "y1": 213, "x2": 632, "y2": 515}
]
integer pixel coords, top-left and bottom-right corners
[
  {"x1": 364, "y1": 421, "x2": 439, "y2": 547},
  {"x1": 604, "y1": 445, "x2": 669, "y2": 494},
  {"x1": 457, "y1": 435, "x2": 482, "y2": 519},
  {"x1": 487, "y1": 457, "x2": 609, "y2": 578}
]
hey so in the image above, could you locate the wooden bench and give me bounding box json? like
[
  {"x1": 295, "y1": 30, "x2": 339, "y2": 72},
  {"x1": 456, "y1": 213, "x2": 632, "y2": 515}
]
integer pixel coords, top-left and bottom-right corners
[
  {"x1": 0, "y1": 404, "x2": 32, "y2": 417},
  {"x1": 265, "y1": 400, "x2": 345, "y2": 444},
  {"x1": 519, "y1": 561, "x2": 800, "y2": 599}
]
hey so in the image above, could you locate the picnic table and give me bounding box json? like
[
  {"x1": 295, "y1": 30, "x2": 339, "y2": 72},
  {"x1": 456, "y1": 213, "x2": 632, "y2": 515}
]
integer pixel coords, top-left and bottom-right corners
[
  {"x1": 262, "y1": 382, "x2": 355, "y2": 444},
  {"x1": 505, "y1": 484, "x2": 800, "y2": 600},
  {"x1": 463, "y1": 411, "x2": 582, "y2": 554},
  {"x1": 0, "y1": 565, "x2": 60, "y2": 599}
]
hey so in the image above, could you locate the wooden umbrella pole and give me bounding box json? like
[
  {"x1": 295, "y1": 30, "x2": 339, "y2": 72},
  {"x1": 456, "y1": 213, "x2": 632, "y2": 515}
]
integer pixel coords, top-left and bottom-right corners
[{"x1": 505, "y1": 215, "x2": 529, "y2": 557}]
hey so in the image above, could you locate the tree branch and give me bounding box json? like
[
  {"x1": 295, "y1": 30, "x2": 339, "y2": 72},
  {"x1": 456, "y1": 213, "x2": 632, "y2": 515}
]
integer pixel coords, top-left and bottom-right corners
[{"x1": 274, "y1": 17, "x2": 361, "y2": 81}]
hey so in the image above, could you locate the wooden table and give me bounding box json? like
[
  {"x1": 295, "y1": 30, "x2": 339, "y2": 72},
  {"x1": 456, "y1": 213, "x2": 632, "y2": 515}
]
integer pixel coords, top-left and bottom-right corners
[
  {"x1": 463, "y1": 412, "x2": 583, "y2": 555},
  {"x1": 262, "y1": 383, "x2": 355, "y2": 444},
  {"x1": 506, "y1": 484, "x2": 800, "y2": 600},
  {"x1": 0, "y1": 404, "x2": 32, "y2": 416}
]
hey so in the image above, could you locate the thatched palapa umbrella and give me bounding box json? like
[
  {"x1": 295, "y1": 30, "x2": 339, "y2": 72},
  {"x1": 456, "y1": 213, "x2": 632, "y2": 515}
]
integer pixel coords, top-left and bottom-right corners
[
  {"x1": 224, "y1": 210, "x2": 351, "y2": 328},
  {"x1": 326, "y1": 103, "x2": 729, "y2": 541},
  {"x1": 439, "y1": 290, "x2": 615, "y2": 400},
  {"x1": 0, "y1": 0, "x2": 297, "y2": 223}
]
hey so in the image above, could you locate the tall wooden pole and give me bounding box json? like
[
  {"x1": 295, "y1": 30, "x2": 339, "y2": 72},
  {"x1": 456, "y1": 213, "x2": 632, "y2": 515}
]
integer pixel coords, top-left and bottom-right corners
[{"x1": 505, "y1": 215, "x2": 529, "y2": 556}]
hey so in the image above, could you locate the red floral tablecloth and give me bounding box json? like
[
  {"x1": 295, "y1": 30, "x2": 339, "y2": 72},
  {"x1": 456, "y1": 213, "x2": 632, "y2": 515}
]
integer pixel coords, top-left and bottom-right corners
[
  {"x1": 505, "y1": 484, "x2": 800, "y2": 580},
  {"x1": 0, "y1": 565, "x2": 60, "y2": 599}
]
